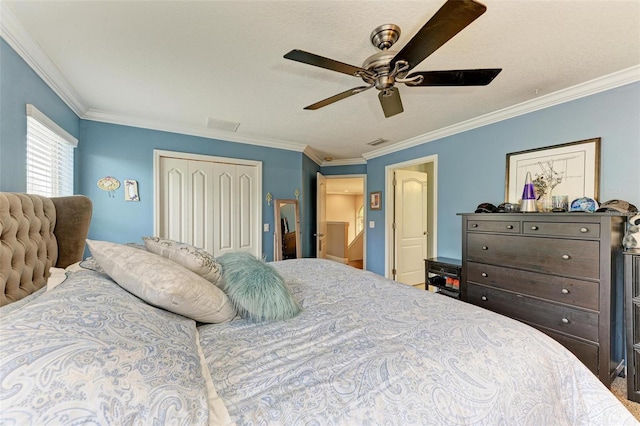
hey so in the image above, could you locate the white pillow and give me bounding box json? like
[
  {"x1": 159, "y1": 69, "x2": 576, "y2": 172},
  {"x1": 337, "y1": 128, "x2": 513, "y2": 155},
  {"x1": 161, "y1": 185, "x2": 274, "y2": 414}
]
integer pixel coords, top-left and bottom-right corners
[
  {"x1": 143, "y1": 237, "x2": 222, "y2": 286},
  {"x1": 46, "y1": 267, "x2": 68, "y2": 292},
  {"x1": 86, "y1": 240, "x2": 236, "y2": 323}
]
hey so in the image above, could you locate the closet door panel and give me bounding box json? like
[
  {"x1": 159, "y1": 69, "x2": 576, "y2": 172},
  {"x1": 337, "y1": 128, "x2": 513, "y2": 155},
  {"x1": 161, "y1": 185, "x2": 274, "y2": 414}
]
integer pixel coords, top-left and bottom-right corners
[
  {"x1": 160, "y1": 158, "x2": 189, "y2": 244},
  {"x1": 189, "y1": 162, "x2": 215, "y2": 253},
  {"x1": 237, "y1": 167, "x2": 255, "y2": 251},
  {"x1": 214, "y1": 165, "x2": 236, "y2": 256}
]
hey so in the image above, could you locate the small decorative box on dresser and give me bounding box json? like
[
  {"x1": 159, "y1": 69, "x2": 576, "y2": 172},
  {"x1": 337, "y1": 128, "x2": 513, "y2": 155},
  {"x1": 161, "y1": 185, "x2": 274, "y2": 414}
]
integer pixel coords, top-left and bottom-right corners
[
  {"x1": 460, "y1": 212, "x2": 626, "y2": 387},
  {"x1": 624, "y1": 249, "x2": 640, "y2": 402}
]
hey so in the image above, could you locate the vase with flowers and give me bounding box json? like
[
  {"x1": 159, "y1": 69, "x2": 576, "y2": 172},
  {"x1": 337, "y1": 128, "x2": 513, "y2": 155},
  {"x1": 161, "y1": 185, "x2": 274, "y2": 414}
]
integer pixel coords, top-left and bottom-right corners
[{"x1": 532, "y1": 161, "x2": 563, "y2": 212}]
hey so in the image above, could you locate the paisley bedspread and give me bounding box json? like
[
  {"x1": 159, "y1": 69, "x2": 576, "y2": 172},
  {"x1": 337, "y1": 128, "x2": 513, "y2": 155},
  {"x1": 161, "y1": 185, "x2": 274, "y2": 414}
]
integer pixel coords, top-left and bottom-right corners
[
  {"x1": 1, "y1": 259, "x2": 636, "y2": 425},
  {"x1": 199, "y1": 259, "x2": 637, "y2": 425},
  {"x1": 0, "y1": 270, "x2": 210, "y2": 425}
]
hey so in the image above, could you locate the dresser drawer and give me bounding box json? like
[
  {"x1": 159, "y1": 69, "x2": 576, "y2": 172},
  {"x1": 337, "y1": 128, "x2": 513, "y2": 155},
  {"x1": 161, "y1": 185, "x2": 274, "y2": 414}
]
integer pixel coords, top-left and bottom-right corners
[
  {"x1": 467, "y1": 233, "x2": 600, "y2": 280},
  {"x1": 466, "y1": 262, "x2": 599, "y2": 310},
  {"x1": 467, "y1": 283, "x2": 599, "y2": 341},
  {"x1": 542, "y1": 328, "x2": 599, "y2": 376},
  {"x1": 467, "y1": 219, "x2": 520, "y2": 233},
  {"x1": 523, "y1": 221, "x2": 600, "y2": 238}
]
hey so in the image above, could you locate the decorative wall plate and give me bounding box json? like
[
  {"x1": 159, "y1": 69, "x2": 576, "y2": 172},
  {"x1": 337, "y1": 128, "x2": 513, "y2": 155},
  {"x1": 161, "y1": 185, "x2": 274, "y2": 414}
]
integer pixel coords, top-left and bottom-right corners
[{"x1": 97, "y1": 176, "x2": 120, "y2": 197}]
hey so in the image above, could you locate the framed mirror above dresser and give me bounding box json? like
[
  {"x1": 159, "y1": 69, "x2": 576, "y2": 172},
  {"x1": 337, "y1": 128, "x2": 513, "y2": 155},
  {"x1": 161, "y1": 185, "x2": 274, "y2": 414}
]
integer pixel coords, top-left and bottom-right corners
[{"x1": 274, "y1": 199, "x2": 301, "y2": 261}]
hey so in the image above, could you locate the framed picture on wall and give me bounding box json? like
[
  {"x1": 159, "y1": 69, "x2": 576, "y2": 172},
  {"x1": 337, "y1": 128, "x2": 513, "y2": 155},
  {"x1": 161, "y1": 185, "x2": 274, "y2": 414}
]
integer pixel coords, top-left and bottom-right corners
[
  {"x1": 370, "y1": 191, "x2": 382, "y2": 210},
  {"x1": 505, "y1": 138, "x2": 600, "y2": 204}
]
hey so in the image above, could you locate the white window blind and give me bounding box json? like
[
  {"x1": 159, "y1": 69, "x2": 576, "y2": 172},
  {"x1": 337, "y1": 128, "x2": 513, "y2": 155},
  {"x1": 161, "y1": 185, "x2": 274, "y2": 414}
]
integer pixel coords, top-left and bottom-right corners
[{"x1": 26, "y1": 104, "x2": 78, "y2": 197}]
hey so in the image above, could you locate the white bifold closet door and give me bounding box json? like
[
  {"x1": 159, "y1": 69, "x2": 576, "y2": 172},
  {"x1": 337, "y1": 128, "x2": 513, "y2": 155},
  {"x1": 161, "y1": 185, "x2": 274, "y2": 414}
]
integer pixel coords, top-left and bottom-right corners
[{"x1": 158, "y1": 154, "x2": 260, "y2": 257}]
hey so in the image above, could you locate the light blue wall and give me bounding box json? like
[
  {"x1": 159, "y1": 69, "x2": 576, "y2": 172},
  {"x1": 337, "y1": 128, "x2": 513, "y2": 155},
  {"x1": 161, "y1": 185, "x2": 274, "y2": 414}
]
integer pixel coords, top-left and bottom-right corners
[
  {"x1": 301, "y1": 154, "x2": 321, "y2": 257},
  {"x1": 321, "y1": 164, "x2": 367, "y2": 176},
  {"x1": 0, "y1": 38, "x2": 80, "y2": 191},
  {"x1": 78, "y1": 120, "x2": 307, "y2": 261},
  {"x1": 365, "y1": 82, "x2": 640, "y2": 275},
  {"x1": 3, "y1": 37, "x2": 638, "y2": 271},
  {"x1": 0, "y1": 38, "x2": 313, "y2": 261}
]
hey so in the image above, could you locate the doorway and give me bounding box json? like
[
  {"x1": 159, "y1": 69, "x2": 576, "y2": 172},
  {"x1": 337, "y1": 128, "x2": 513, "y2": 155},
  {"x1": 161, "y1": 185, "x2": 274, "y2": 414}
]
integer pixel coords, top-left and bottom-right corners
[
  {"x1": 316, "y1": 173, "x2": 366, "y2": 269},
  {"x1": 384, "y1": 155, "x2": 438, "y2": 283}
]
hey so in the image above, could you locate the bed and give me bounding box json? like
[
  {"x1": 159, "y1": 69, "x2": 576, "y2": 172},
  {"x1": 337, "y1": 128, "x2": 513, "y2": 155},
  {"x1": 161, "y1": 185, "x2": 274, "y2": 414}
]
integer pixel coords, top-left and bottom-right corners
[{"x1": 1, "y1": 192, "x2": 637, "y2": 425}]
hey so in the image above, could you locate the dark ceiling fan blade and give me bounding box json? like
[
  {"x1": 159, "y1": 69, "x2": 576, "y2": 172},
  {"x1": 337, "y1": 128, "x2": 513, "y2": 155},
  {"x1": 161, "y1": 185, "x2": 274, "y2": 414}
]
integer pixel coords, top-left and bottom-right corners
[
  {"x1": 284, "y1": 49, "x2": 368, "y2": 77},
  {"x1": 304, "y1": 86, "x2": 372, "y2": 110},
  {"x1": 378, "y1": 87, "x2": 404, "y2": 118},
  {"x1": 407, "y1": 68, "x2": 501, "y2": 86},
  {"x1": 391, "y1": 0, "x2": 487, "y2": 72}
]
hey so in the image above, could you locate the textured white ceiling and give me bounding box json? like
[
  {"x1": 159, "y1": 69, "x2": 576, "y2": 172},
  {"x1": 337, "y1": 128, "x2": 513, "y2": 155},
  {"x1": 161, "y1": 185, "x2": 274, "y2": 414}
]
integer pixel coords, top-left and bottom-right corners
[{"x1": 2, "y1": 1, "x2": 640, "y2": 162}]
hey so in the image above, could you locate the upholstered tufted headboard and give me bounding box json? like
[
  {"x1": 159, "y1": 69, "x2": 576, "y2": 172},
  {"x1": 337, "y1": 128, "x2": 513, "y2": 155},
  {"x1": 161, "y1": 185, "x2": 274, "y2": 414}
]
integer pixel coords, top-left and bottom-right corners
[{"x1": 0, "y1": 193, "x2": 92, "y2": 306}]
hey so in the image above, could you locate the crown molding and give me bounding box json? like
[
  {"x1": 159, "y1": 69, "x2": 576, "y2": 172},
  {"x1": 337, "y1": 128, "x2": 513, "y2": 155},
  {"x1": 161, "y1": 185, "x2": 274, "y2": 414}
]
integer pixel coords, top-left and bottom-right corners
[
  {"x1": 0, "y1": 3, "x2": 87, "y2": 117},
  {"x1": 363, "y1": 65, "x2": 640, "y2": 160},
  {"x1": 4, "y1": 2, "x2": 638, "y2": 164},
  {"x1": 322, "y1": 158, "x2": 367, "y2": 167},
  {"x1": 302, "y1": 146, "x2": 325, "y2": 165},
  {"x1": 84, "y1": 108, "x2": 308, "y2": 153}
]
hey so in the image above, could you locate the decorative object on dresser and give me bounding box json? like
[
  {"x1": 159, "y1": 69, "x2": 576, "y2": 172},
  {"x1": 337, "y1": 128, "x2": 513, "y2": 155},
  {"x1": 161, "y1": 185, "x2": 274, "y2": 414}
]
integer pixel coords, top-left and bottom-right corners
[
  {"x1": 460, "y1": 212, "x2": 626, "y2": 387},
  {"x1": 624, "y1": 248, "x2": 640, "y2": 402},
  {"x1": 505, "y1": 138, "x2": 600, "y2": 211},
  {"x1": 425, "y1": 257, "x2": 461, "y2": 299}
]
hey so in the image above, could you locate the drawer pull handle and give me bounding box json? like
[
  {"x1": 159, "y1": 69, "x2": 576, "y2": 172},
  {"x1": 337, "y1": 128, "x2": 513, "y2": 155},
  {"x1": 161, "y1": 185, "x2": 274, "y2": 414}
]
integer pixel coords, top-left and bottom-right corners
[
  {"x1": 472, "y1": 223, "x2": 478, "y2": 228},
  {"x1": 481, "y1": 272, "x2": 488, "y2": 277},
  {"x1": 482, "y1": 246, "x2": 488, "y2": 250},
  {"x1": 481, "y1": 295, "x2": 488, "y2": 301},
  {"x1": 580, "y1": 227, "x2": 588, "y2": 233},
  {"x1": 561, "y1": 288, "x2": 569, "y2": 294},
  {"x1": 506, "y1": 225, "x2": 513, "y2": 229},
  {"x1": 561, "y1": 254, "x2": 571, "y2": 260},
  {"x1": 531, "y1": 225, "x2": 539, "y2": 231},
  {"x1": 561, "y1": 318, "x2": 570, "y2": 324}
]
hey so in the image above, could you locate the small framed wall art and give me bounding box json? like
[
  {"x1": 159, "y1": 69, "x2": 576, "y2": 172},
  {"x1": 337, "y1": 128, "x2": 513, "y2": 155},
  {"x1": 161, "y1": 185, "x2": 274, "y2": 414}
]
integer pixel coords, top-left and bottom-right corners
[
  {"x1": 370, "y1": 191, "x2": 382, "y2": 210},
  {"x1": 124, "y1": 179, "x2": 140, "y2": 201}
]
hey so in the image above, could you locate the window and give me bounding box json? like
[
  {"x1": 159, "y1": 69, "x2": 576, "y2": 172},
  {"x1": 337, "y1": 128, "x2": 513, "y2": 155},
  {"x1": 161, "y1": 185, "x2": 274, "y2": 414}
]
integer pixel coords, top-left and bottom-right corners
[
  {"x1": 356, "y1": 205, "x2": 364, "y2": 235},
  {"x1": 26, "y1": 104, "x2": 77, "y2": 197}
]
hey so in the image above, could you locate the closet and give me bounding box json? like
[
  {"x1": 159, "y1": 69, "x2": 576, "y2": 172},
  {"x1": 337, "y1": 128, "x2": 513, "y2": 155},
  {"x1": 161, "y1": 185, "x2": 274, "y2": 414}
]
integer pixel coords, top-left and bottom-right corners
[{"x1": 154, "y1": 150, "x2": 262, "y2": 257}]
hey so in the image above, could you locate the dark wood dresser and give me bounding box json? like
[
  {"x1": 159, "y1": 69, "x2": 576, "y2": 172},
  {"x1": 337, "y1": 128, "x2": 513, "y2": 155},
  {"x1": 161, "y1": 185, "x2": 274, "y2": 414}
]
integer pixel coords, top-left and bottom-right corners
[
  {"x1": 624, "y1": 249, "x2": 640, "y2": 402},
  {"x1": 460, "y1": 212, "x2": 626, "y2": 387}
]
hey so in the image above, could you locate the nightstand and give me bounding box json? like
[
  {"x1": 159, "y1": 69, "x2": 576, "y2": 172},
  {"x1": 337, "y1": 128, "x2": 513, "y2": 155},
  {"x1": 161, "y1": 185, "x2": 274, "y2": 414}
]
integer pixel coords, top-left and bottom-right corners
[{"x1": 425, "y1": 257, "x2": 461, "y2": 299}]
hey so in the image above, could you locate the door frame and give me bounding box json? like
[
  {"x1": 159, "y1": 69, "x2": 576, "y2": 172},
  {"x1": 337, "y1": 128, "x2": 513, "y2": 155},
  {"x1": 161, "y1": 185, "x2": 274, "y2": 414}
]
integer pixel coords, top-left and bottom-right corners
[
  {"x1": 318, "y1": 173, "x2": 367, "y2": 270},
  {"x1": 384, "y1": 155, "x2": 438, "y2": 279},
  {"x1": 153, "y1": 149, "x2": 262, "y2": 255}
]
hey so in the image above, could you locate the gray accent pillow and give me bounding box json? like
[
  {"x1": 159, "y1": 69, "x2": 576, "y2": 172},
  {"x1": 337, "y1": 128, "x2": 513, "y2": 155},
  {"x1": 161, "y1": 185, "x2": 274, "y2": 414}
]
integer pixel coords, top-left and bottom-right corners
[
  {"x1": 143, "y1": 237, "x2": 222, "y2": 286},
  {"x1": 86, "y1": 239, "x2": 236, "y2": 323}
]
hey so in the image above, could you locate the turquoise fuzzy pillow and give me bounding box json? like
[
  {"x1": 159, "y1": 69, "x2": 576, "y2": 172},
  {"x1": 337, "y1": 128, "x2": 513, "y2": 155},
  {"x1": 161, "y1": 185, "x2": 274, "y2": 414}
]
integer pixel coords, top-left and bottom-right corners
[{"x1": 217, "y1": 252, "x2": 300, "y2": 321}]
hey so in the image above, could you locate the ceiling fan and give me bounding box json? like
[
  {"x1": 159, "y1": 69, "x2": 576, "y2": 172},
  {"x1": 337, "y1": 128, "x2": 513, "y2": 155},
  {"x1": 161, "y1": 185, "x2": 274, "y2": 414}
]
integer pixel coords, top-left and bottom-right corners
[{"x1": 284, "y1": 0, "x2": 501, "y2": 118}]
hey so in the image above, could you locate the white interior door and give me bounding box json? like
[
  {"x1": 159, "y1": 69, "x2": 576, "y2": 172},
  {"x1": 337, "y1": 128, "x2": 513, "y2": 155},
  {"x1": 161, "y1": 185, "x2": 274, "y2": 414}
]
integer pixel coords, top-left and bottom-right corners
[
  {"x1": 156, "y1": 151, "x2": 260, "y2": 257},
  {"x1": 316, "y1": 172, "x2": 327, "y2": 258},
  {"x1": 394, "y1": 169, "x2": 428, "y2": 285}
]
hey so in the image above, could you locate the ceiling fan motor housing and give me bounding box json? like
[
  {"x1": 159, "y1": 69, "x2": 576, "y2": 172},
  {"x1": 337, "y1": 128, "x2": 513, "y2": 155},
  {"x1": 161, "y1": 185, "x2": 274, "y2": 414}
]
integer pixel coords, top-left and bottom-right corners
[
  {"x1": 362, "y1": 51, "x2": 398, "y2": 89},
  {"x1": 370, "y1": 24, "x2": 401, "y2": 50}
]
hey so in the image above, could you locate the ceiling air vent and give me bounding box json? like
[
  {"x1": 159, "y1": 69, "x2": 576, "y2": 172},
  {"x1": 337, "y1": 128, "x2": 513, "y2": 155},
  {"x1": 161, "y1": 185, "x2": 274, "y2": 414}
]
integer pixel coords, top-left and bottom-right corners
[
  {"x1": 207, "y1": 117, "x2": 240, "y2": 133},
  {"x1": 367, "y1": 138, "x2": 389, "y2": 147}
]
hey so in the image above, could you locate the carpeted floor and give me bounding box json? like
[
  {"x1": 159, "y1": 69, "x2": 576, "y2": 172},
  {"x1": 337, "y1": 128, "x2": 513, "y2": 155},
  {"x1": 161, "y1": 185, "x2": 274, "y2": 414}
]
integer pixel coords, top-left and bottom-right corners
[{"x1": 611, "y1": 377, "x2": 640, "y2": 420}]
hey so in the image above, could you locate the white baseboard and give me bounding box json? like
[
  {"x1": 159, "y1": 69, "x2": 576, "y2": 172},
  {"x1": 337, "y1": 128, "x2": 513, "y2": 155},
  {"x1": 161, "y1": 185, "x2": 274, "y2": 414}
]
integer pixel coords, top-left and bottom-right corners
[{"x1": 326, "y1": 254, "x2": 348, "y2": 264}]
